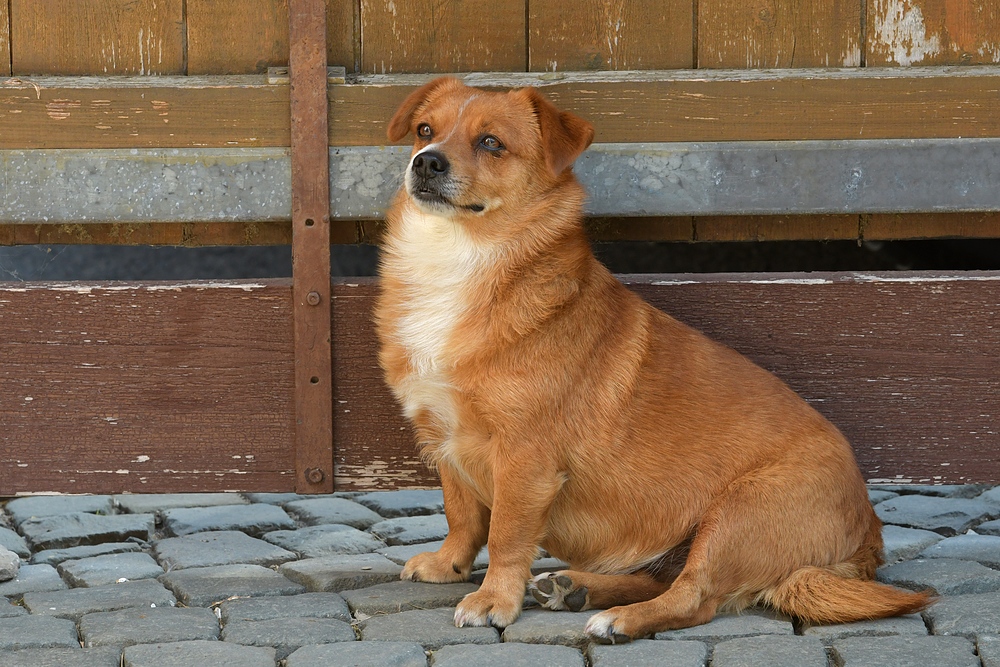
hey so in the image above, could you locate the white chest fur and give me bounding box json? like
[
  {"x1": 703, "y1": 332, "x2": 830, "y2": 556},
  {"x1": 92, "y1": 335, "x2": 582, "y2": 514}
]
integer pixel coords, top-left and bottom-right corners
[{"x1": 387, "y1": 207, "x2": 493, "y2": 425}]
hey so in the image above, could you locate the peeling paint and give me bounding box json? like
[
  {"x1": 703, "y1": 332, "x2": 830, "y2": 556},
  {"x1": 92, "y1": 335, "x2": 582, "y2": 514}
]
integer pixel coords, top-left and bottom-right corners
[{"x1": 873, "y1": 0, "x2": 943, "y2": 66}]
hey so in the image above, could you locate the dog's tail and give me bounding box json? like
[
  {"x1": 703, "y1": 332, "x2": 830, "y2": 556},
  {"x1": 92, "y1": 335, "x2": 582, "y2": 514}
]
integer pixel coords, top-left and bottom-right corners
[{"x1": 762, "y1": 565, "x2": 934, "y2": 625}]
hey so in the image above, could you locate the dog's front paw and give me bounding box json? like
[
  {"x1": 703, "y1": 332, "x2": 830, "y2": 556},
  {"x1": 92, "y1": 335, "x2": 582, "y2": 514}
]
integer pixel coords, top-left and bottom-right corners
[
  {"x1": 401, "y1": 550, "x2": 469, "y2": 583},
  {"x1": 529, "y1": 571, "x2": 590, "y2": 611},
  {"x1": 454, "y1": 588, "x2": 523, "y2": 629},
  {"x1": 584, "y1": 608, "x2": 640, "y2": 644}
]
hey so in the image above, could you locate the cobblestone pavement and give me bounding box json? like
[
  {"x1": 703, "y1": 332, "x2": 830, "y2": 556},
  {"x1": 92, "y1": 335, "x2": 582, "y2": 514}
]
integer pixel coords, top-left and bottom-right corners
[{"x1": 2, "y1": 485, "x2": 1000, "y2": 666}]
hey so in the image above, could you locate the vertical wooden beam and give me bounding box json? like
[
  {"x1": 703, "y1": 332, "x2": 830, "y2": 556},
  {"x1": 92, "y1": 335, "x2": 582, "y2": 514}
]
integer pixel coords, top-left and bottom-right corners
[
  {"x1": 290, "y1": 0, "x2": 334, "y2": 493},
  {"x1": 1, "y1": 1, "x2": 10, "y2": 76}
]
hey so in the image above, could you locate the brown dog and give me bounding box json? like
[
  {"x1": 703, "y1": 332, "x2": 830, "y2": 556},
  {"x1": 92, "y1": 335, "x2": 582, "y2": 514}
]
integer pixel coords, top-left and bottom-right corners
[{"x1": 375, "y1": 77, "x2": 931, "y2": 640}]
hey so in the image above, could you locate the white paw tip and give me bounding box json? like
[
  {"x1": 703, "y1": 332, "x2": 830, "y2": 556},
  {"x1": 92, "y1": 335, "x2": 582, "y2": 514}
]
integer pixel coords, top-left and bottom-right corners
[{"x1": 585, "y1": 611, "x2": 616, "y2": 639}]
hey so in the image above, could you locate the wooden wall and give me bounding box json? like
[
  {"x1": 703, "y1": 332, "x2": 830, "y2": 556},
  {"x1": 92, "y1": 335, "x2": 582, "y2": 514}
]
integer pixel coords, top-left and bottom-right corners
[{"x1": 4, "y1": 0, "x2": 998, "y2": 75}]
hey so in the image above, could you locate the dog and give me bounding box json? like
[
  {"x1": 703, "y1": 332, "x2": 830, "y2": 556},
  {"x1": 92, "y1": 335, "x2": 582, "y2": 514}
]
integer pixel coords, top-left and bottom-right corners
[{"x1": 375, "y1": 76, "x2": 932, "y2": 641}]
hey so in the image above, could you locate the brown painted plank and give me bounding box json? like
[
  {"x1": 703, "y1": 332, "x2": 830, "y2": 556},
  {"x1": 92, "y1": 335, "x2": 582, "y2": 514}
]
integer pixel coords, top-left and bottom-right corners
[
  {"x1": 528, "y1": 0, "x2": 693, "y2": 71},
  {"x1": 0, "y1": 281, "x2": 296, "y2": 494},
  {"x1": 2, "y1": 273, "x2": 999, "y2": 493},
  {"x1": 867, "y1": 0, "x2": 1000, "y2": 66},
  {"x1": 2, "y1": 69, "x2": 1000, "y2": 149},
  {"x1": 864, "y1": 213, "x2": 1000, "y2": 240},
  {"x1": 359, "y1": 0, "x2": 525, "y2": 73},
  {"x1": 0, "y1": 1, "x2": 10, "y2": 77},
  {"x1": 698, "y1": 0, "x2": 861, "y2": 67},
  {"x1": 0, "y1": 222, "x2": 296, "y2": 247},
  {"x1": 9, "y1": 0, "x2": 184, "y2": 75}
]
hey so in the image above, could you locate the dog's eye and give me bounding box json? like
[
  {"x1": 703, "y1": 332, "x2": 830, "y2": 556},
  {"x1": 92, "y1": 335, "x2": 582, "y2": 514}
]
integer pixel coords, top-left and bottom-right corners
[
  {"x1": 479, "y1": 135, "x2": 504, "y2": 152},
  {"x1": 416, "y1": 123, "x2": 433, "y2": 139}
]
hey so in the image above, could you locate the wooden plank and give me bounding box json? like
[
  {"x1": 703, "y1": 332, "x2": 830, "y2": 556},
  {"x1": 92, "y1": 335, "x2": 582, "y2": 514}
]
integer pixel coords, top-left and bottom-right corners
[
  {"x1": 326, "y1": 0, "x2": 358, "y2": 72},
  {"x1": 187, "y1": 0, "x2": 291, "y2": 74},
  {"x1": 359, "y1": 0, "x2": 525, "y2": 73},
  {"x1": 0, "y1": 222, "x2": 297, "y2": 247},
  {"x1": 9, "y1": 0, "x2": 184, "y2": 75},
  {"x1": 0, "y1": 281, "x2": 296, "y2": 494},
  {"x1": 867, "y1": 0, "x2": 1000, "y2": 66},
  {"x1": 864, "y1": 213, "x2": 1000, "y2": 240},
  {"x1": 695, "y1": 216, "x2": 860, "y2": 242},
  {"x1": 3, "y1": 273, "x2": 999, "y2": 492},
  {"x1": 698, "y1": 0, "x2": 861, "y2": 67},
  {"x1": 2, "y1": 68, "x2": 1000, "y2": 149},
  {"x1": 289, "y1": 0, "x2": 335, "y2": 493},
  {"x1": 528, "y1": 0, "x2": 693, "y2": 71},
  {"x1": 0, "y1": 1, "x2": 10, "y2": 77},
  {"x1": 330, "y1": 273, "x2": 1000, "y2": 490}
]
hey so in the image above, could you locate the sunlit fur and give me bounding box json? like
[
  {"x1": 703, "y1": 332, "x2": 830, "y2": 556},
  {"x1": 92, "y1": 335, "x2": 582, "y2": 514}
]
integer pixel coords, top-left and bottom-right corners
[{"x1": 376, "y1": 77, "x2": 933, "y2": 639}]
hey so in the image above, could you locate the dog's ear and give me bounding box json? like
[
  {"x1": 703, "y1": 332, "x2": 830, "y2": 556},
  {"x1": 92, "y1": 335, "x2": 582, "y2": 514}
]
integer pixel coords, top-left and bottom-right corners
[
  {"x1": 520, "y1": 87, "x2": 595, "y2": 177},
  {"x1": 387, "y1": 77, "x2": 461, "y2": 142}
]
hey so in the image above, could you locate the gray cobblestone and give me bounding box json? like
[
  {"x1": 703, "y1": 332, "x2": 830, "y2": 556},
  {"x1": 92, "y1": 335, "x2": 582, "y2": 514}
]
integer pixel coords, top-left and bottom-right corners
[
  {"x1": 0, "y1": 563, "x2": 67, "y2": 598},
  {"x1": 159, "y1": 563, "x2": 305, "y2": 606},
  {"x1": 876, "y1": 485, "x2": 990, "y2": 499},
  {"x1": 360, "y1": 607, "x2": 499, "y2": 650},
  {"x1": 0, "y1": 527, "x2": 30, "y2": 559},
  {"x1": 19, "y1": 512, "x2": 154, "y2": 550},
  {"x1": 5, "y1": 496, "x2": 114, "y2": 525},
  {"x1": 161, "y1": 504, "x2": 295, "y2": 537},
  {"x1": 353, "y1": 490, "x2": 444, "y2": 518},
  {"x1": 0, "y1": 599, "x2": 26, "y2": 617},
  {"x1": 22, "y1": 579, "x2": 175, "y2": 621},
  {"x1": 877, "y1": 558, "x2": 1000, "y2": 595},
  {"x1": 801, "y1": 613, "x2": 928, "y2": 641},
  {"x1": 0, "y1": 546, "x2": 19, "y2": 582},
  {"x1": 979, "y1": 635, "x2": 1000, "y2": 667},
  {"x1": 341, "y1": 580, "x2": 479, "y2": 615},
  {"x1": 58, "y1": 552, "x2": 164, "y2": 587},
  {"x1": 222, "y1": 617, "x2": 355, "y2": 659},
  {"x1": 114, "y1": 493, "x2": 247, "y2": 514},
  {"x1": 370, "y1": 515, "x2": 450, "y2": 546},
  {"x1": 832, "y1": 634, "x2": 978, "y2": 667},
  {"x1": 153, "y1": 530, "x2": 298, "y2": 570},
  {"x1": 279, "y1": 553, "x2": 403, "y2": 592},
  {"x1": 882, "y1": 525, "x2": 945, "y2": 564},
  {"x1": 0, "y1": 615, "x2": 80, "y2": 650},
  {"x1": 977, "y1": 519, "x2": 1000, "y2": 536},
  {"x1": 0, "y1": 647, "x2": 121, "y2": 667},
  {"x1": 655, "y1": 609, "x2": 794, "y2": 643},
  {"x1": 918, "y1": 534, "x2": 1000, "y2": 568},
  {"x1": 377, "y1": 541, "x2": 490, "y2": 570},
  {"x1": 286, "y1": 641, "x2": 428, "y2": 667},
  {"x1": 243, "y1": 492, "x2": 306, "y2": 504},
  {"x1": 284, "y1": 498, "x2": 383, "y2": 530},
  {"x1": 219, "y1": 592, "x2": 351, "y2": 624},
  {"x1": 30, "y1": 542, "x2": 141, "y2": 566},
  {"x1": 264, "y1": 524, "x2": 386, "y2": 558},
  {"x1": 80, "y1": 606, "x2": 220, "y2": 647},
  {"x1": 874, "y1": 496, "x2": 997, "y2": 536},
  {"x1": 588, "y1": 639, "x2": 708, "y2": 667},
  {"x1": 500, "y1": 609, "x2": 594, "y2": 648},
  {"x1": 434, "y1": 642, "x2": 585, "y2": 667},
  {"x1": 123, "y1": 639, "x2": 276, "y2": 667},
  {"x1": 711, "y1": 635, "x2": 827, "y2": 667},
  {"x1": 924, "y1": 592, "x2": 1000, "y2": 637}
]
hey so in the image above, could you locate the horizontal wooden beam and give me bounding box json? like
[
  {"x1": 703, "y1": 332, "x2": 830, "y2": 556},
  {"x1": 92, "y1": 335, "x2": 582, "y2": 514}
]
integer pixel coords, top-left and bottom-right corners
[
  {"x1": 3, "y1": 141, "x2": 999, "y2": 226},
  {"x1": 1, "y1": 67, "x2": 999, "y2": 149},
  {"x1": 2, "y1": 272, "x2": 999, "y2": 493}
]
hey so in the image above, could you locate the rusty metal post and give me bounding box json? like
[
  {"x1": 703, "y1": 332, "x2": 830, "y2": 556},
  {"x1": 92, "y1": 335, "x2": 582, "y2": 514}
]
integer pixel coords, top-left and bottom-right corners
[{"x1": 289, "y1": 0, "x2": 333, "y2": 492}]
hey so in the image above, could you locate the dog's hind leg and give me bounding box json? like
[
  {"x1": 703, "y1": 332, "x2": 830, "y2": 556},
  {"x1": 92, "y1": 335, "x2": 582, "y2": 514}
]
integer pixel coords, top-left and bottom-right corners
[{"x1": 530, "y1": 570, "x2": 671, "y2": 611}]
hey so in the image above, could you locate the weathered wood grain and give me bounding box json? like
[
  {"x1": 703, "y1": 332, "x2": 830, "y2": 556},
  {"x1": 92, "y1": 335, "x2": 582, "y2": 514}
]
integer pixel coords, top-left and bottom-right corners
[
  {"x1": 0, "y1": 281, "x2": 296, "y2": 494},
  {"x1": 698, "y1": 0, "x2": 861, "y2": 67},
  {"x1": 0, "y1": 222, "x2": 298, "y2": 247},
  {"x1": 694, "y1": 216, "x2": 860, "y2": 242},
  {"x1": 2, "y1": 273, "x2": 999, "y2": 492},
  {"x1": 187, "y1": 0, "x2": 292, "y2": 74},
  {"x1": 0, "y1": 2, "x2": 10, "y2": 77},
  {"x1": 864, "y1": 213, "x2": 1000, "y2": 240},
  {"x1": 2, "y1": 69, "x2": 999, "y2": 149},
  {"x1": 359, "y1": 0, "x2": 525, "y2": 73},
  {"x1": 867, "y1": 0, "x2": 1000, "y2": 66},
  {"x1": 9, "y1": 0, "x2": 184, "y2": 75},
  {"x1": 528, "y1": 0, "x2": 693, "y2": 71}
]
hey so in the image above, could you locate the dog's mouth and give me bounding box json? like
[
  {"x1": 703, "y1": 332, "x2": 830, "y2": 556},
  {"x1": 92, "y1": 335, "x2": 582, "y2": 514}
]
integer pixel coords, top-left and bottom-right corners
[{"x1": 412, "y1": 186, "x2": 485, "y2": 213}]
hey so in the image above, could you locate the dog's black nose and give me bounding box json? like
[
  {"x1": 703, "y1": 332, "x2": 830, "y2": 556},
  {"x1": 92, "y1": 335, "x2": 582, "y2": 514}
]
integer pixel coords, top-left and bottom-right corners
[{"x1": 412, "y1": 150, "x2": 449, "y2": 179}]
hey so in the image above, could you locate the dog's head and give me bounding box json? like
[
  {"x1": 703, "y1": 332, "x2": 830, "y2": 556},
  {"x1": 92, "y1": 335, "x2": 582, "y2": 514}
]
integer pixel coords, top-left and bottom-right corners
[{"x1": 387, "y1": 77, "x2": 594, "y2": 219}]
